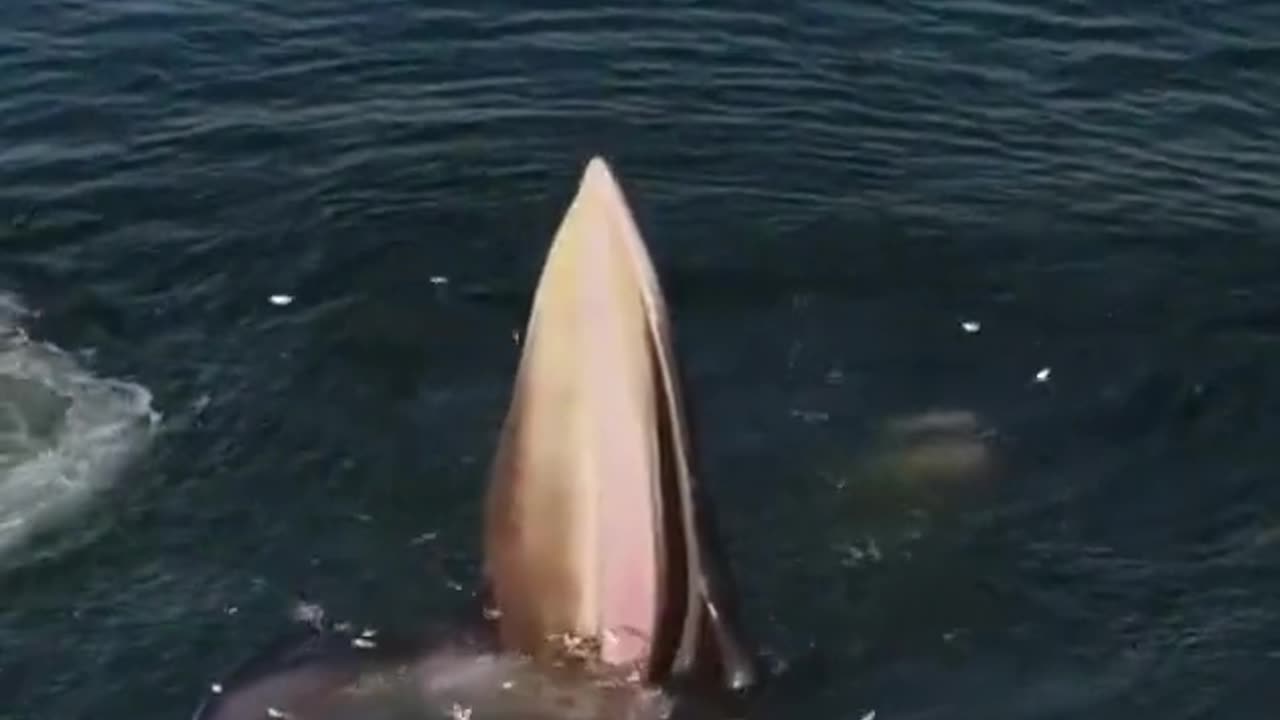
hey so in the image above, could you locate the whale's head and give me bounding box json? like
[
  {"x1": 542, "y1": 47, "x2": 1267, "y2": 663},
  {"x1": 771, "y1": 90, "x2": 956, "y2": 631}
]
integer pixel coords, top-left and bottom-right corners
[
  {"x1": 190, "y1": 157, "x2": 761, "y2": 720},
  {"x1": 483, "y1": 157, "x2": 758, "y2": 694}
]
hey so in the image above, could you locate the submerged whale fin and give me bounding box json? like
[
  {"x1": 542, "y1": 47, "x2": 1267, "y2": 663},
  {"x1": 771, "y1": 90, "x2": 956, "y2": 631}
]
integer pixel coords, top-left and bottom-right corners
[{"x1": 484, "y1": 157, "x2": 757, "y2": 692}]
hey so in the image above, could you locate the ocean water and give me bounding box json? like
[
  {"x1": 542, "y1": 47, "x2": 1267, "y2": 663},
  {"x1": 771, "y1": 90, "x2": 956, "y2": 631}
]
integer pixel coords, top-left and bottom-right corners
[{"x1": 2, "y1": 1, "x2": 1279, "y2": 718}]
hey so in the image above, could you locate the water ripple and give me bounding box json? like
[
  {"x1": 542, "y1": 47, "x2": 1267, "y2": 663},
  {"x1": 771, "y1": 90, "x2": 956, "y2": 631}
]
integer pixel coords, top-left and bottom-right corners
[
  {"x1": 1, "y1": 0, "x2": 1274, "y2": 247},
  {"x1": 3, "y1": 2, "x2": 1280, "y2": 719}
]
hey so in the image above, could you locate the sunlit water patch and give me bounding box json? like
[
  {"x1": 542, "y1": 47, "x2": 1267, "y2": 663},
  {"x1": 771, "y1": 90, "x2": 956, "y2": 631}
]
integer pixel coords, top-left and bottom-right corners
[{"x1": 0, "y1": 294, "x2": 159, "y2": 563}]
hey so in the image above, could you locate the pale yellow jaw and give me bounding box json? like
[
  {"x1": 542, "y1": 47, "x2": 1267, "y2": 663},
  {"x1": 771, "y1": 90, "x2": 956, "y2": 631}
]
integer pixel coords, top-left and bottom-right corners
[
  {"x1": 484, "y1": 157, "x2": 668, "y2": 670},
  {"x1": 483, "y1": 157, "x2": 756, "y2": 690}
]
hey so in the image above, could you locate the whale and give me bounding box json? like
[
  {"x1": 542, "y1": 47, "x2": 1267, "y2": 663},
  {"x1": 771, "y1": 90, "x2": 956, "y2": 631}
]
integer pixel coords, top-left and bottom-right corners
[{"x1": 192, "y1": 157, "x2": 762, "y2": 720}]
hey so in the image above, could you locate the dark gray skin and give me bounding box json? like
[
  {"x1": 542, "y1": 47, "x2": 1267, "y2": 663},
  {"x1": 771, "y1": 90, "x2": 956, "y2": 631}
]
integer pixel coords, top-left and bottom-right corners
[{"x1": 192, "y1": 158, "x2": 774, "y2": 720}]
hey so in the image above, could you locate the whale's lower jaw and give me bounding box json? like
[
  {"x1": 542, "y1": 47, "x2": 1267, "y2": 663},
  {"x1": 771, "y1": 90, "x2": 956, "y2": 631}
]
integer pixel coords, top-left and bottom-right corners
[{"x1": 482, "y1": 157, "x2": 757, "y2": 692}]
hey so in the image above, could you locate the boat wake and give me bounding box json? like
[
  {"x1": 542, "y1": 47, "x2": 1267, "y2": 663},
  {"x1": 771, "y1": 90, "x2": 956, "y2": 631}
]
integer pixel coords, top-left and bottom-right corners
[{"x1": 0, "y1": 293, "x2": 159, "y2": 563}]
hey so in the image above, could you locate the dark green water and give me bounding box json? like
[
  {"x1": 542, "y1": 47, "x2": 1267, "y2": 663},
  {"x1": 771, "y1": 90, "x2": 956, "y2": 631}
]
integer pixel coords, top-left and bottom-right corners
[{"x1": 3, "y1": 2, "x2": 1280, "y2": 718}]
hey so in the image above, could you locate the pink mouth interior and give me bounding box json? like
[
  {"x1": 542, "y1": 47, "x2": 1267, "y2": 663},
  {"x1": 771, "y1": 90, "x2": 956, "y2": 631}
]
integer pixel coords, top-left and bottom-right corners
[{"x1": 579, "y1": 185, "x2": 661, "y2": 671}]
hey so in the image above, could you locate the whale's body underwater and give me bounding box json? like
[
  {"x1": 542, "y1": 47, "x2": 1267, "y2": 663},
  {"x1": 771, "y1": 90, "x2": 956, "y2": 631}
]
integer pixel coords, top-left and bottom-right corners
[{"x1": 194, "y1": 158, "x2": 762, "y2": 720}]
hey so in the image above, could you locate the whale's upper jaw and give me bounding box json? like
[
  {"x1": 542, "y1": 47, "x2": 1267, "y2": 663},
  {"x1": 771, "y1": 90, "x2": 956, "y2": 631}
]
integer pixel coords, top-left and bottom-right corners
[{"x1": 483, "y1": 157, "x2": 757, "y2": 693}]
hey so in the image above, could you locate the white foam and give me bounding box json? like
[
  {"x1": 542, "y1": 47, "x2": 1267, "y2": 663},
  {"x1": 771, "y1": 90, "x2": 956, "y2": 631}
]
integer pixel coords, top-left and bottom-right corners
[
  {"x1": 0, "y1": 294, "x2": 159, "y2": 558},
  {"x1": 406, "y1": 648, "x2": 674, "y2": 720}
]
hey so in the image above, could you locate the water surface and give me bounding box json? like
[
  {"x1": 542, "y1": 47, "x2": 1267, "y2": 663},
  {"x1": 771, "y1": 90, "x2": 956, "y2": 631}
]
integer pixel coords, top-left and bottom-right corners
[{"x1": 2, "y1": 2, "x2": 1279, "y2": 718}]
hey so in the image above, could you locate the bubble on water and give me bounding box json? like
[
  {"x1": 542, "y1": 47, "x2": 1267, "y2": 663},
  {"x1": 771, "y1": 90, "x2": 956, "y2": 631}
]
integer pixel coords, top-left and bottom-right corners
[
  {"x1": 290, "y1": 599, "x2": 326, "y2": 628},
  {"x1": 410, "y1": 530, "x2": 439, "y2": 545}
]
